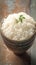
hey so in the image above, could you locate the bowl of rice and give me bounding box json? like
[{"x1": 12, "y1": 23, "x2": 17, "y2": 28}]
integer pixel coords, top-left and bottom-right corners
[{"x1": 1, "y1": 12, "x2": 36, "y2": 54}]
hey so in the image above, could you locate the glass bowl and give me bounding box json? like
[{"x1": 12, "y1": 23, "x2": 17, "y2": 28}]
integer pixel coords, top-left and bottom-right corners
[{"x1": 1, "y1": 30, "x2": 36, "y2": 54}]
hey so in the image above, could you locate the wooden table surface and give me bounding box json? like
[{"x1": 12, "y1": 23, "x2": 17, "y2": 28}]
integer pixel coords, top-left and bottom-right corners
[{"x1": 0, "y1": 0, "x2": 36, "y2": 65}]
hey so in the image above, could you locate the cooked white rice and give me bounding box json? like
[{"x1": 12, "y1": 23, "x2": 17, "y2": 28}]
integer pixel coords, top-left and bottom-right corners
[{"x1": 1, "y1": 12, "x2": 36, "y2": 41}]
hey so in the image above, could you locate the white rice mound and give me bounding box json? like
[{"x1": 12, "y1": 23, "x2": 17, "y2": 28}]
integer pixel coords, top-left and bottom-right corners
[{"x1": 1, "y1": 12, "x2": 36, "y2": 41}]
